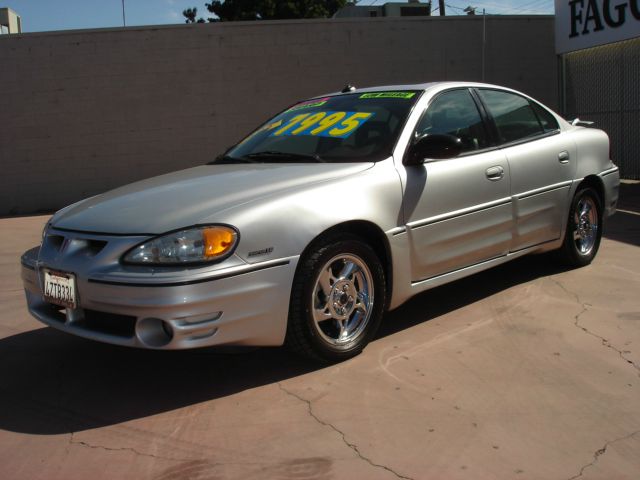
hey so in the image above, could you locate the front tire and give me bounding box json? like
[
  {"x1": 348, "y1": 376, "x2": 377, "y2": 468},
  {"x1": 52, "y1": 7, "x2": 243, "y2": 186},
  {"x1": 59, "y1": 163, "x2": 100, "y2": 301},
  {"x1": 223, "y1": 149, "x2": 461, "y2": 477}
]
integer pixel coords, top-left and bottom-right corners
[
  {"x1": 286, "y1": 236, "x2": 386, "y2": 362},
  {"x1": 557, "y1": 187, "x2": 603, "y2": 267}
]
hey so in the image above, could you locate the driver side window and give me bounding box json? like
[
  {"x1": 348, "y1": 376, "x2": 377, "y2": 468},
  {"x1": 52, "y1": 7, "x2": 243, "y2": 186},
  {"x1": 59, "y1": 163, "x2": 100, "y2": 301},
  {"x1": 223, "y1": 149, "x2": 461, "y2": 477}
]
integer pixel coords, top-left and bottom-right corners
[{"x1": 416, "y1": 89, "x2": 489, "y2": 153}]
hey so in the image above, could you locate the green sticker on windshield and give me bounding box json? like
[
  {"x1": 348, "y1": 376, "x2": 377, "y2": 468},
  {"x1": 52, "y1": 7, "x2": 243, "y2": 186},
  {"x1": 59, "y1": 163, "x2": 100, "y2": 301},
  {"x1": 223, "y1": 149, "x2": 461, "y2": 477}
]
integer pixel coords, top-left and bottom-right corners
[{"x1": 360, "y1": 92, "x2": 416, "y2": 99}]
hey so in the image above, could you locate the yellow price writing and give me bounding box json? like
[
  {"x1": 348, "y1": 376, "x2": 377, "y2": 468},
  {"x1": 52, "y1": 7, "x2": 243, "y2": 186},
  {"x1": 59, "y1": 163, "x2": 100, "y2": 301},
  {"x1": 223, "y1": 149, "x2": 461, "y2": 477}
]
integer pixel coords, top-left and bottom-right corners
[
  {"x1": 328, "y1": 112, "x2": 373, "y2": 137},
  {"x1": 273, "y1": 113, "x2": 311, "y2": 136},
  {"x1": 310, "y1": 112, "x2": 347, "y2": 135},
  {"x1": 291, "y1": 112, "x2": 327, "y2": 135},
  {"x1": 271, "y1": 111, "x2": 374, "y2": 138}
]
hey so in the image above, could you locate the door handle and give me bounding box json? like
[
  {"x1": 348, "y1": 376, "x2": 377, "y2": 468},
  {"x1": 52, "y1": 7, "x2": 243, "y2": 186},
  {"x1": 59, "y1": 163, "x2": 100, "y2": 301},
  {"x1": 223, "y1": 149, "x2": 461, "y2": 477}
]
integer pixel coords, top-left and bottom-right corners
[
  {"x1": 485, "y1": 165, "x2": 504, "y2": 181},
  {"x1": 558, "y1": 151, "x2": 570, "y2": 163}
]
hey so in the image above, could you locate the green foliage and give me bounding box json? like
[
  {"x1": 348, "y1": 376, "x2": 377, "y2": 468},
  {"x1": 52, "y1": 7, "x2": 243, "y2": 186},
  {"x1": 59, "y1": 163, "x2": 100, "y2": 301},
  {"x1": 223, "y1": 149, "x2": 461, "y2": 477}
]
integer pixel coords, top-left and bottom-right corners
[
  {"x1": 183, "y1": 7, "x2": 199, "y2": 23},
  {"x1": 183, "y1": 0, "x2": 347, "y2": 22}
]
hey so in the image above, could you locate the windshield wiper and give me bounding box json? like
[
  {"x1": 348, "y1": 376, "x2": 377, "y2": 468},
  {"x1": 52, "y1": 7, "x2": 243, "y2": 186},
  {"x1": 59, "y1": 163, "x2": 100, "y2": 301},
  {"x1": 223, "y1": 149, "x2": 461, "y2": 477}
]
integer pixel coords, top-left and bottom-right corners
[
  {"x1": 207, "y1": 154, "x2": 257, "y2": 165},
  {"x1": 245, "y1": 151, "x2": 325, "y2": 163}
]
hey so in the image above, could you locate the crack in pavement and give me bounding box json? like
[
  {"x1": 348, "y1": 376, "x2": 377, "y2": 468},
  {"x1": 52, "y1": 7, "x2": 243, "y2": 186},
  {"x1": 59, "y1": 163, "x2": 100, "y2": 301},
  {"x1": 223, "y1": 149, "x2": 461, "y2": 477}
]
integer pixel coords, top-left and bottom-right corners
[
  {"x1": 567, "y1": 430, "x2": 640, "y2": 480},
  {"x1": 551, "y1": 278, "x2": 640, "y2": 376},
  {"x1": 68, "y1": 432, "x2": 285, "y2": 470},
  {"x1": 68, "y1": 431, "x2": 200, "y2": 463},
  {"x1": 277, "y1": 383, "x2": 414, "y2": 480}
]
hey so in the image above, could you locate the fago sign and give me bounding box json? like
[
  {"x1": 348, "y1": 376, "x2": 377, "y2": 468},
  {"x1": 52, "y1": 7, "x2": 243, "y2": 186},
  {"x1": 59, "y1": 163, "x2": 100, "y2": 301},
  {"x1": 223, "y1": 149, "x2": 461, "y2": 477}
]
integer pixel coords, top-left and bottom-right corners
[{"x1": 555, "y1": 0, "x2": 640, "y2": 53}]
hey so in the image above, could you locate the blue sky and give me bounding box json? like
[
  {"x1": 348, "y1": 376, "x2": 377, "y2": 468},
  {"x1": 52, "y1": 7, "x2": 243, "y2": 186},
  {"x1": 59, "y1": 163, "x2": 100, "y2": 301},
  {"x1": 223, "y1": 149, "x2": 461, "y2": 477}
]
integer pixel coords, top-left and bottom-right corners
[{"x1": 6, "y1": 0, "x2": 555, "y2": 33}]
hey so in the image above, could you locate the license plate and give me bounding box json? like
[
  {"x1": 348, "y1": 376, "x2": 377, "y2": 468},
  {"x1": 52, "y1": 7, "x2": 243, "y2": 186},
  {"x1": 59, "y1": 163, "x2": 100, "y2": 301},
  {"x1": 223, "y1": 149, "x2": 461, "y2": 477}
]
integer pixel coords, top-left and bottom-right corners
[{"x1": 43, "y1": 269, "x2": 77, "y2": 309}]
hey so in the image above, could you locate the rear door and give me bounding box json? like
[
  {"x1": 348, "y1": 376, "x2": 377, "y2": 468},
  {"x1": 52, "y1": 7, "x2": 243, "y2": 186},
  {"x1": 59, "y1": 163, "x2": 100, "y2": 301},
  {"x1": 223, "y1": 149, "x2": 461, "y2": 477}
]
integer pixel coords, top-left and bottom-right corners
[{"x1": 475, "y1": 89, "x2": 577, "y2": 252}]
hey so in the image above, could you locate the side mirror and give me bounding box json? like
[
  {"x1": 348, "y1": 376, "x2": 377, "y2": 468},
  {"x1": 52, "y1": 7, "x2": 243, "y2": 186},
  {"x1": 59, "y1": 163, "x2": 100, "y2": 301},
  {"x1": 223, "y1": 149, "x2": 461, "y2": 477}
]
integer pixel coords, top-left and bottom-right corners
[{"x1": 405, "y1": 134, "x2": 463, "y2": 165}]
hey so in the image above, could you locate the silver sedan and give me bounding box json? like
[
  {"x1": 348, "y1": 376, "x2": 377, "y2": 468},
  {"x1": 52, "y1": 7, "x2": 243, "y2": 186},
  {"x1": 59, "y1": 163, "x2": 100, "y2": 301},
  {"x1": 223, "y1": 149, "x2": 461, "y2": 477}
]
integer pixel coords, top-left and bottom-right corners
[{"x1": 21, "y1": 82, "x2": 620, "y2": 362}]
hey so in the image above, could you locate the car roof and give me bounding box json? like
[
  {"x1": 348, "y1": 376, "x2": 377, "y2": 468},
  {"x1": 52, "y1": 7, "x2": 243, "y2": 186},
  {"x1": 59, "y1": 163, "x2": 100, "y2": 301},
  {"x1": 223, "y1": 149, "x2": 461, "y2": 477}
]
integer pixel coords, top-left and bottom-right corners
[
  {"x1": 308, "y1": 82, "x2": 569, "y2": 129},
  {"x1": 316, "y1": 81, "x2": 512, "y2": 98}
]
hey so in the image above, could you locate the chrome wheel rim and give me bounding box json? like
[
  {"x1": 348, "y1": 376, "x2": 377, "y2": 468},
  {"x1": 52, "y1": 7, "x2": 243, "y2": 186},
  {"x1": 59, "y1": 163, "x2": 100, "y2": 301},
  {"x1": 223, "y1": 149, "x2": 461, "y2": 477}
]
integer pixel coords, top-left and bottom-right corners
[
  {"x1": 573, "y1": 195, "x2": 598, "y2": 255},
  {"x1": 311, "y1": 254, "x2": 374, "y2": 346}
]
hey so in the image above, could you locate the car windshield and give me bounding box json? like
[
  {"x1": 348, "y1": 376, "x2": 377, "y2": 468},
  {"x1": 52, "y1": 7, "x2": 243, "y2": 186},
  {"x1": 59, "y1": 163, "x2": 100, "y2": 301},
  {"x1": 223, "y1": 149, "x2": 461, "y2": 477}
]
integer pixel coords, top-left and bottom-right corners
[{"x1": 218, "y1": 90, "x2": 422, "y2": 164}]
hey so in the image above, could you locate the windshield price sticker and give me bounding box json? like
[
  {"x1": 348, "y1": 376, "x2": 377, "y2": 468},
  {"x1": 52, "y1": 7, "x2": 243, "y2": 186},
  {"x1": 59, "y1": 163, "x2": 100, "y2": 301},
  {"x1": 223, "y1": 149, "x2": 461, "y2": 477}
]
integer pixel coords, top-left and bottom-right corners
[
  {"x1": 360, "y1": 92, "x2": 416, "y2": 99},
  {"x1": 271, "y1": 111, "x2": 375, "y2": 138}
]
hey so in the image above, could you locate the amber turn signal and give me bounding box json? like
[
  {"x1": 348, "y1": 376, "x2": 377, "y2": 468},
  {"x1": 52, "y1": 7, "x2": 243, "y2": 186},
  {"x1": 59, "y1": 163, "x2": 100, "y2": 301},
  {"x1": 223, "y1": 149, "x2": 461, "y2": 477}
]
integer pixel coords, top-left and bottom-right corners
[{"x1": 203, "y1": 227, "x2": 237, "y2": 258}]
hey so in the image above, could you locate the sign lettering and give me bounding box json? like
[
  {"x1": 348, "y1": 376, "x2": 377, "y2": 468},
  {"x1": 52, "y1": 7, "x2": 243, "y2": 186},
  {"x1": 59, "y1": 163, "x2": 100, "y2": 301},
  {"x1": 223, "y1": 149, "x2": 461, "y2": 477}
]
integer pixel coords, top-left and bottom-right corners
[{"x1": 556, "y1": 0, "x2": 640, "y2": 54}]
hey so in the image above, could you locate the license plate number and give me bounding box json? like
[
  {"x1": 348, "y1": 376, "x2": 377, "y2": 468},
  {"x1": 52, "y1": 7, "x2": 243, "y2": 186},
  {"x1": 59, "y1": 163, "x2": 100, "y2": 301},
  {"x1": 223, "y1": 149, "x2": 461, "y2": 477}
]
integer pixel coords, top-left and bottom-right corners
[{"x1": 43, "y1": 269, "x2": 77, "y2": 309}]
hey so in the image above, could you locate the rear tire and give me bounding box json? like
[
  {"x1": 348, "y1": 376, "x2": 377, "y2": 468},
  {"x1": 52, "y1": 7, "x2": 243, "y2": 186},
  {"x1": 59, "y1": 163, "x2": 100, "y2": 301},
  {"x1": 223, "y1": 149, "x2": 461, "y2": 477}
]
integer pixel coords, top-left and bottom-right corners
[
  {"x1": 557, "y1": 187, "x2": 603, "y2": 267},
  {"x1": 285, "y1": 235, "x2": 386, "y2": 363}
]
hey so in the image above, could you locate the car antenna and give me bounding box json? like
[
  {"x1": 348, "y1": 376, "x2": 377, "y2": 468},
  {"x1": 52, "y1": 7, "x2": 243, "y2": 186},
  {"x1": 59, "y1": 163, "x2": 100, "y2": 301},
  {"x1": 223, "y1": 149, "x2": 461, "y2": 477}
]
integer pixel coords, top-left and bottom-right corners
[{"x1": 341, "y1": 84, "x2": 356, "y2": 93}]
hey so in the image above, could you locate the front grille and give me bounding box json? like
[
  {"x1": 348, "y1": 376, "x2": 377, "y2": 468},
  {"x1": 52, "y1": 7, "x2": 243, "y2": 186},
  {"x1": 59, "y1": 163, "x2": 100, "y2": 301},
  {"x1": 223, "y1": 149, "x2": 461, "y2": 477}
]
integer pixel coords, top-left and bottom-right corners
[
  {"x1": 45, "y1": 235, "x2": 65, "y2": 251},
  {"x1": 85, "y1": 240, "x2": 107, "y2": 256},
  {"x1": 39, "y1": 303, "x2": 66, "y2": 324},
  {"x1": 44, "y1": 234, "x2": 108, "y2": 257},
  {"x1": 75, "y1": 309, "x2": 137, "y2": 338}
]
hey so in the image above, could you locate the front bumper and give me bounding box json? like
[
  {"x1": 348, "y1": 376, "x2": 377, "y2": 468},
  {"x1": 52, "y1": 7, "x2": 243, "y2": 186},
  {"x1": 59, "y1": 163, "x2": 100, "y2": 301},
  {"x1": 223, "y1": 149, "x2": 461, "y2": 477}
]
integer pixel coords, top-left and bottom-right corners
[{"x1": 22, "y1": 246, "x2": 298, "y2": 349}]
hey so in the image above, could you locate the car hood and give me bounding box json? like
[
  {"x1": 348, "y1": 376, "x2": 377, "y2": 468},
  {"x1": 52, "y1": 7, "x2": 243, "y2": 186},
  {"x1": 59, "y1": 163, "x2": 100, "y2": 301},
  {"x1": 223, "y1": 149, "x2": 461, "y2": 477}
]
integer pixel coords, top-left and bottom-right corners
[{"x1": 51, "y1": 163, "x2": 374, "y2": 234}]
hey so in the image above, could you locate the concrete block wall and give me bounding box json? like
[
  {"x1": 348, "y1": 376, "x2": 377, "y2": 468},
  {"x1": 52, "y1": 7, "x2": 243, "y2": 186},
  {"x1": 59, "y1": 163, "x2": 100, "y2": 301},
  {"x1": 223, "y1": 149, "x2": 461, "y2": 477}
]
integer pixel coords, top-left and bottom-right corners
[{"x1": 0, "y1": 16, "x2": 556, "y2": 215}]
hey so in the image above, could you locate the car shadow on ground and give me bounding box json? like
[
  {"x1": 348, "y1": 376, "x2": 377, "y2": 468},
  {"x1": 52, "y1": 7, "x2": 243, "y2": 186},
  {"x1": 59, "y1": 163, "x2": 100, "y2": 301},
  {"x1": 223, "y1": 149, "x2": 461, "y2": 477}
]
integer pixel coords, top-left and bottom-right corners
[
  {"x1": 0, "y1": 253, "x2": 571, "y2": 437},
  {"x1": 605, "y1": 210, "x2": 640, "y2": 247},
  {"x1": 381, "y1": 190, "x2": 640, "y2": 340},
  {"x1": 377, "y1": 253, "x2": 572, "y2": 339},
  {"x1": 604, "y1": 183, "x2": 640, "y2": 247},
  {"x1": 0, "y1": 185, "x2": 636, "y2": 437}
]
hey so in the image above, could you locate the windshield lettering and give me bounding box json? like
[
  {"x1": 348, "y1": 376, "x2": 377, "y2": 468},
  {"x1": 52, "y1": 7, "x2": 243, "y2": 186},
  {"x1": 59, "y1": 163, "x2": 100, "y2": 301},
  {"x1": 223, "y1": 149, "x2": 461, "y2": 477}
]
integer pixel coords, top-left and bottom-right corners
[
  {"x1": 272, "y1": 111, "x2": 374, "y2": 138},
  {"x1": 223, "y1": 91, "x2": 421, "y2": 163}
]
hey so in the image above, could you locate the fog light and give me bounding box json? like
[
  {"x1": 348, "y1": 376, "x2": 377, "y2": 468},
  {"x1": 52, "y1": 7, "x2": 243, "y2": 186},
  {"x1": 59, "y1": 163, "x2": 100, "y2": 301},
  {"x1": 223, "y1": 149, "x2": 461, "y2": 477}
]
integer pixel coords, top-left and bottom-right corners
[{"x1": 136, "y1": 317, "x2": 173, "y2": 347}]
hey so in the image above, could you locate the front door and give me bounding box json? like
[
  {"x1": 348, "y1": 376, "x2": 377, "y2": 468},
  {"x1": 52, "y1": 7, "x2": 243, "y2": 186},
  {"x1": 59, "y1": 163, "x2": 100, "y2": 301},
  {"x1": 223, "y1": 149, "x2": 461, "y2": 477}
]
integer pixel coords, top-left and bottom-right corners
[{"x1": 403, "y1": 89, "x2": 513, "y2": 282}]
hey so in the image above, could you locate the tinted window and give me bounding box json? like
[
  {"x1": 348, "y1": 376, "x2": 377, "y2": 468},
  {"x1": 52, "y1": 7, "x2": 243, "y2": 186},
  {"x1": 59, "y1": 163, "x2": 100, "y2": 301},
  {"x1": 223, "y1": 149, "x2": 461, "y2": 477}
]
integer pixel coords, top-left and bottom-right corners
[
  {"x1": 478, "y1": 89, "x2": 543, "y2": 143},
  {"x1": 531, "y1": 102, "x2": 559, "y2": 132},
  {"x1": 416, "y1": 89, "x2": 489, "y2": 153}
]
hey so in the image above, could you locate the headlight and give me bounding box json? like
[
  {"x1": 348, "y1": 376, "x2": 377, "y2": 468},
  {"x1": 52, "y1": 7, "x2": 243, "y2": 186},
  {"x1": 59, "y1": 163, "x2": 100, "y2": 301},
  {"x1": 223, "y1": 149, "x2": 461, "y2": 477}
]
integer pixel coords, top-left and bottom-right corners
[{"x1": 123, "y1": 225, "x2": 238, "y2": 265}]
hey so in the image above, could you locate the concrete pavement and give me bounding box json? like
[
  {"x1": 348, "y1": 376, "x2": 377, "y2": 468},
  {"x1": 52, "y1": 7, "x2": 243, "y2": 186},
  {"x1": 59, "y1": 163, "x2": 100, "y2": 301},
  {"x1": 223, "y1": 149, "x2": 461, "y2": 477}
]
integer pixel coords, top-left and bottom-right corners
[{"x1": 0, "y1": 184, "x2": 639, "y2": 480}]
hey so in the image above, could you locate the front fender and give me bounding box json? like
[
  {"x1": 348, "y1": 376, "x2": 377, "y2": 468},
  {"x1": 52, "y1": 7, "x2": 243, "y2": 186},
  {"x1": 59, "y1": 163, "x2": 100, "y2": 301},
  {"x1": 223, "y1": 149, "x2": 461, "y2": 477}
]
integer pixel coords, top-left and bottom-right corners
[{"x1": 213, "y1": 160, "x2": 404, "y2": 265}]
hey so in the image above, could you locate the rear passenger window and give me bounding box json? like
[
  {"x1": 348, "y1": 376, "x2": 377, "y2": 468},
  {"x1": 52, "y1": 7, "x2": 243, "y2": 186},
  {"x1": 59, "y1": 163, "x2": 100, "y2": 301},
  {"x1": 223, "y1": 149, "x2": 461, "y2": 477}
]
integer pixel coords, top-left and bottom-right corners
[
  {"x1": 531, "y1": 102, "x2": 559, "y2": 132},
  {"x1": 477, "y1": 89, "x2": 543, "y2": 144},
  {"x1": 416, "y1": 89, "x2": 489, "y2": 153}
]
